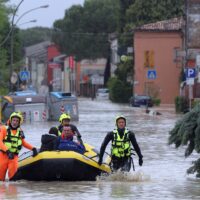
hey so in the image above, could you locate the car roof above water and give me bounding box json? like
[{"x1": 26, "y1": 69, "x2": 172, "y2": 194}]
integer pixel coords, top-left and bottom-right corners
[
  {"x1": 135, "y1": 95, "x2": 151, "y2": 99},
  {"x1": 97, "y1": 88, "x2": 109, "y2": 93}
]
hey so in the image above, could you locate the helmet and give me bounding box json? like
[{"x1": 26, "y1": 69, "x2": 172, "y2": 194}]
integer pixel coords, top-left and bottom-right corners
[
  {"x1": 59, "y1": 113, "x2": 71, "y2": 123},
  {"x1": 115, "y1": 115, "x2": 126, "y2": 125},
  {"x1": 10, "y1": 112, "x2": 23, "y2": 125}
]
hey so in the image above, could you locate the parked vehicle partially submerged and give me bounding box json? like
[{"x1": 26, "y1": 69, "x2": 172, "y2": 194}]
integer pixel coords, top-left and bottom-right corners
[
  {"x1": 130, "y1": 95, "x2": 153, "y2": 107},
  {"x1": 96, "y1": 88, "x2": 109, "y2": 100}
]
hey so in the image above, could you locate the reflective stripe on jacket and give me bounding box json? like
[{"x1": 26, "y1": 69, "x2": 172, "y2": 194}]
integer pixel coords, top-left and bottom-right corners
[
  {"x1": 57, "y1": 126, "x2": 62, "y2": 136},
  {"x1": 58, "y1": 130, "x2": 62, "y2": 136},
  {"x1": 111, "y1": 128, "x2": 131, "y2": 158},
  {"x1": 3, "y1": 127, "x2": 22, "y2": 154}
]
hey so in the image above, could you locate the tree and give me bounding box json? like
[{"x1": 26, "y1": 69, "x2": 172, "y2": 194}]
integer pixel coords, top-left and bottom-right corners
[
  {"x1": 168, "y1": 105, "x2": 200, "y2": 177},
  {"x1": 0, "y1": 1, "x2": 11, "y2": 93},
  {"x1": 51, "y1": 0, "x2": 185, "y2": 102},
  {"x1": 119, "y1": 0, "x2": 184, "y2": 47},
  {"x1": 19, "y1": 27, "x2": 53, "y2": 47},
  {"x1": 108, "y1": 56, "x2": 133, "y2": 103},
  {"x1": 52, "y1": 0, "x2": 119, "y2": 61},
  {"x1": 125, "y1": 0, "x2": 184, "y2": 28},
  {"x1": 0, "y1": 1, "x2": 24, "y2": 93},
  {"x1": 115, "y1": 0, "x2": 185, "y2": 103},
  {"x1": 118, "y1": 0, "x2": 134, "y2": 33},
  {"x1": 108, "y1": 77, "x2": 132, "y2": 103}
]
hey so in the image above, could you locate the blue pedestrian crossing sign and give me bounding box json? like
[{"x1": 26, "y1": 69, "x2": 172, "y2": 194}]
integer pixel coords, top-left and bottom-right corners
[
  {"x1": 147, "y1": 70, "x2": 157, "y2": 80},
  {"x1": 19, "y1": 71, "x2": 30, "y2": 81}
]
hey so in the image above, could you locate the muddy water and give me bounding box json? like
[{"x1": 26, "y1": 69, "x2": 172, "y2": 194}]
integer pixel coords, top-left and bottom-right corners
[{"x1": 1, "y1": 98, "x2": 200, "y2": 200}]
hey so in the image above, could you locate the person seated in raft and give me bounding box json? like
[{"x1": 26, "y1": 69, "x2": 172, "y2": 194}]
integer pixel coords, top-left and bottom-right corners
[
  {"x1": 40, "y1": 127, "x2": 58, "y2": 152},
  {"x1": 55, "y1": 125, "x2": 85, "y2": 154},
  {"x1": 57, "y1": 113, "x2": 83, "y2": 144}
]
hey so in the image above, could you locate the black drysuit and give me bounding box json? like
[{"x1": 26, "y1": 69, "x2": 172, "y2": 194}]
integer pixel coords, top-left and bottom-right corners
[
  {"x1": 40, "y1": 134, "x2": 57, "y2": 152},
  {"x1": 99, "y1": 129, "x2": 143, "y2": 171}
]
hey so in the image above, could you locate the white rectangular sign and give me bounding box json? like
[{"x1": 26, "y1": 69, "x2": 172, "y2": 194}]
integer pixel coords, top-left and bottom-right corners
[
  {"x1": 186, "y1": 78, "x2": 194, "y2": 85},
  {"x1": 196, "y1": 55, "x2": 200, "y2": 67}
]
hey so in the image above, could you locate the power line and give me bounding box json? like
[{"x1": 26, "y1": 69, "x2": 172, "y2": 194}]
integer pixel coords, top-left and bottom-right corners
[{"x1": 52, "y1": 30, "x2": 134, "y2": 38}]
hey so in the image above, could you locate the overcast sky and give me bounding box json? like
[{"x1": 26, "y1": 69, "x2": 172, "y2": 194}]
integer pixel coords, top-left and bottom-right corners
[{"x1": 9, "y1": 0, "x2": 85, "y2": 29}]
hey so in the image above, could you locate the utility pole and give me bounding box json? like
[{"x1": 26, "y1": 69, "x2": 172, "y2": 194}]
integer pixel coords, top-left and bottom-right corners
[
  {"x1": 10, "y1": 28, "x2": 14, "y2": 92},
  {"x1": 9, "y1": 4, "x2": 49, "y2": 92}
]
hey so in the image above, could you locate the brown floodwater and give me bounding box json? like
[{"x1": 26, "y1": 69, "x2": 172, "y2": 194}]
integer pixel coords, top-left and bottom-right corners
[{"x1": 1, "y1": 98, "x2": 200, "y2": 200}]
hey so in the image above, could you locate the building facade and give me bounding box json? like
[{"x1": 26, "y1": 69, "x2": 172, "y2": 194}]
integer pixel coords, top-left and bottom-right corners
[{"x1": 134, "y1": 18, "x2": 184, "y2": 104}]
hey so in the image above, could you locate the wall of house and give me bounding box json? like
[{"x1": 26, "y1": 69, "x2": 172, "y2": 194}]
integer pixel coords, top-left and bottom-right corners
[
  {"x1": 134, "y1": 31, "x2": 183, "y2": 104},
  {"x1": 47, "y1": 44, "x2": 61, "y2": 84}
]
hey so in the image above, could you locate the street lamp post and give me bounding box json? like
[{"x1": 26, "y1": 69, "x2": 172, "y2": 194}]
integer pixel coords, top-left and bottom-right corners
[
  {"x1": 10, "y1": 20, "x2": 37, "y2": 91},
  {"x1": 9, "y1": 4, "x2": 49, "y2": 91},
  {"x1": 18, "y1": 20, "x2": 37, "y2": 26},
  {"x1": 0, "y1": 0, "x2": 24, "y2": 47}
]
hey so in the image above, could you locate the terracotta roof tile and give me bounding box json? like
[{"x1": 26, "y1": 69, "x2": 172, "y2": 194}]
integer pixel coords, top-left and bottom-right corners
[{"x1": 136, "y1": 17, "x2": 184, "y2": 31}]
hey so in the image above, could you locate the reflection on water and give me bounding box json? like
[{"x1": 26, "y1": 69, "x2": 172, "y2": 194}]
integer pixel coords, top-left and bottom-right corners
[
  {"x1": 2, "y1": 98, "x2": 200, "y2": 199},
  {"x1": 0, "y1": 182, "x2": 18, "y2": 199}
]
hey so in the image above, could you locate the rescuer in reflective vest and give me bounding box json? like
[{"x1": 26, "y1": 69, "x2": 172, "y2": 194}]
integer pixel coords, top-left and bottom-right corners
[
  {"x1": 98, "y1": 115, "x2": 143, "y2": 172},
  {"x1": 57, "y1": 113, "x2": 83, "y2": 144},
  {"x1": 0, "y1": 112, "x2": 38, "y2": 181}
]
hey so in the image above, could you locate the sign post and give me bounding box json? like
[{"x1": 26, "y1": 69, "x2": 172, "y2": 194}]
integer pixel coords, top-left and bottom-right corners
[
  {"x1": 196, "y1": 55, "x2": 200, "y2": 67},
  {"x1": 0, "y1": 96, "x2": 2, "y2": 123},
  {"x1": 147, "y1": 70, "x2": 157, "y2": 80},
  {"x1": 186, "y1": 68, "x2": 196, "y2": 79},
  {"x1": 19, "y1": 71, "x2": 30, "y2": 81},
  {"x1": 189, "y1": 85, "x2": 193, "y2": 111},
  {"x1": 185, "y1": 68, "x2": 196, "y2": 111}
]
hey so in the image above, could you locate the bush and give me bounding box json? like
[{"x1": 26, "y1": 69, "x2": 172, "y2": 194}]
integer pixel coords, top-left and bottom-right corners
[
  {"x1": 192, "y1": 98, "x2": 200, "y2": 108},
  {"x1": 108, "y1": 77, "x2": 132, "y2": 103},
  {"x1": 0, "y1": 87, "x2": 8, "y2": 96},
  {"x1": 152, "y1": 98, "x2": 161, "y2": 106},
  {"x1": 175, "y1": 96, "x2": 189, "y2": 113}
]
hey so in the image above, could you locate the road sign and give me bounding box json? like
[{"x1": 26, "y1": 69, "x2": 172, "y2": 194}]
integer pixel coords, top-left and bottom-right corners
[
  {"x1": 19, "y1": 71, "x2": 30, "y2": 81},
  {"x1": 10, "y1": 72, "x2": 18, "y2": 84},
  {"x1": 147, "y1": 70, "x2": 156, "y2": 80},
  {"x1": 186, "y1": 68, "x2": 195, "y2": 78},
  {"x1": 186, "y1": 78, "x2": 194, "y2": 85}
]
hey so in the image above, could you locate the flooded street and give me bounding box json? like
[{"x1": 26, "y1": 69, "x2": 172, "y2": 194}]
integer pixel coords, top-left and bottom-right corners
[{"x1": 1, "y1": 98, "x2": 200, "y2": 200}]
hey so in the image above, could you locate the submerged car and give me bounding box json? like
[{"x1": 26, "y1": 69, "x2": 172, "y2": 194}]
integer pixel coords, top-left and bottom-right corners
[
  {"x1": 96, "y1": 88, "x2": 109, "y2": 100},
  {"x1": 130, "y1": 95, "x2": 153, "y2": 107}
]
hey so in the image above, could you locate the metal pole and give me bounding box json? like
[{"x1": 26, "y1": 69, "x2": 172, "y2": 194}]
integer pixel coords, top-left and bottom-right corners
[
  {"x1": 14, "y1": 5, "x2": 49, "y2": 26},
  {"x1": 8, "y1": 0, "x2": 25, "y2": 91},
  {"x1": 185, "y1": 0, "x2": 190, "y2": 110},
  {"x1": 10, "y1": 28, "x2": 14, "y2": 91},
  {"x1": 74, "y1": 60, "x2": 77, "y2": 95},
  {"x1": 0, "y1": 96, "x2": 2, "y2": 123},
  {"x1": 10, "y1": 21, "x2": 36, "y2": 92},
  {"x1": 9, "y1": 5, "x2": 49, "y2": 92},
  {"x1": 0, "y1": 0, "x2": 24, "y2": 47}
]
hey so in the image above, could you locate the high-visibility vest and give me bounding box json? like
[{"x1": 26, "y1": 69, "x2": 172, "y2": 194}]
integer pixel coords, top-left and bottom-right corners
[
  {"x1": 111, "y1": 128, "x2": 131, "y2": 158},
  {"x1": 3, "y1": 127, "x2": 23, "y2": 154}
]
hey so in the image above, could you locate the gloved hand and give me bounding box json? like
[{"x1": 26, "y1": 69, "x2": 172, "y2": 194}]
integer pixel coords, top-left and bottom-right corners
[
  {"x1": 98, "y1": 158, "x2": 102, "y2": 165},
  {"x1": 32, "y1": 148, "x2": 38, "y2": 157},
  {"x1": 6, "y1": 150, "x2": 14, "y2": 160},
  {"x1": 139, "y1": 157, "x2": 143, "y2": 166}
]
